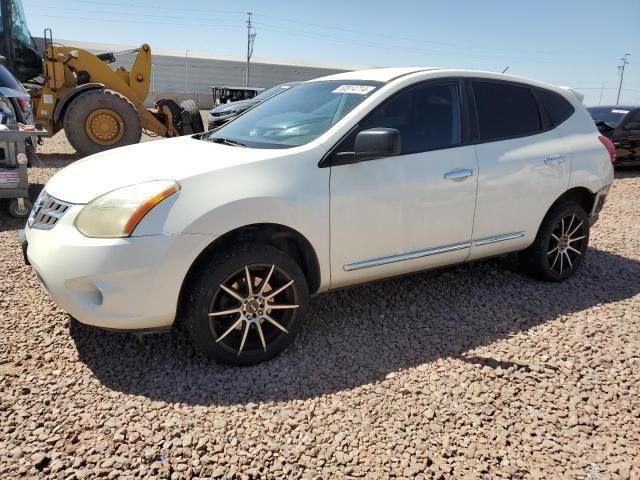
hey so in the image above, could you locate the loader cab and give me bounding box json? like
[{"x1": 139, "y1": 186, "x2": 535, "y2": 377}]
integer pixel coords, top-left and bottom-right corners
[
  {"x1": 210, "y1": 86, "x2": 263, "y2": 106},
  {"x1": 0, "y1": 0, "x2": 42, "y2": 82}
]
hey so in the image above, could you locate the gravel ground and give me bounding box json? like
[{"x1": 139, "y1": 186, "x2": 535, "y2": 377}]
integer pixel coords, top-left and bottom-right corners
[{"x1": 1, "y1": 129, "x2": 640, "y2": 479}]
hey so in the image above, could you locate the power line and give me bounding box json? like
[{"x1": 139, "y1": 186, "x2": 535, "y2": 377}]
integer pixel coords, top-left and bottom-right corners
[
  {"x1": 26, "y1": 0, "x2": 610, "y2": 61},
  {"x1": 255, "y1": 22, "x2": 615, "y2": 65},
  {"x1": 253, "y1": 12, "x2": 604, "y2": 60},
  {"x1": 27, "y1": 13, "x2": 241, "y2": 30},
  {"x1": 26, "y1": 4, "x2": 243, "y2": 25},
  {"x1": 25, "y1": 0, "x2": 244, "y2": 17}
]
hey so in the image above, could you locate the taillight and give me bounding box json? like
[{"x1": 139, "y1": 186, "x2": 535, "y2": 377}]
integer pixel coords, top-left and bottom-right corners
[
  {"x1": 598, "y1": 135, "x2": 616, "y2": 163},
  {"x1": 17, "y1": 98, "x2": 30, "y2": 114}
]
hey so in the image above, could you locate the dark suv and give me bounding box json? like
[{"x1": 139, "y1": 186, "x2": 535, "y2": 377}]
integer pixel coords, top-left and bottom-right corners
[{"x1": 588, "y1": 105, "x2": 640, "y2": 167}]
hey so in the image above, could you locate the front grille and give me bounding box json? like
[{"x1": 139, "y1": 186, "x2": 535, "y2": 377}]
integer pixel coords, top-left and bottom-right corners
[{"x1": 28, "y1": 191, "x2": 73, "y2": 230}]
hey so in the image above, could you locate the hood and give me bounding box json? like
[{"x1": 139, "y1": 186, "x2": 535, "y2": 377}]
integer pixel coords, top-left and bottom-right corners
[
  {"x1": 45, "y1": 136, "x2": 281, "y2": 204},
  {"x1": 210, "y1": 99, "x2": 259, "y2": 114}
]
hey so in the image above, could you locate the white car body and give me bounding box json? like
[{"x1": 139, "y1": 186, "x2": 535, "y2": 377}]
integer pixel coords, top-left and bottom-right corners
[{"x1": 24, "y1": 67, "x2": 614, "y2": 332}]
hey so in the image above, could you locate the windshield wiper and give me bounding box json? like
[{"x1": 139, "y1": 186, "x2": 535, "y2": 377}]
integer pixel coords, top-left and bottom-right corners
[{"x1": 208, "y1": 136, "x2": 247, "y2": 147}]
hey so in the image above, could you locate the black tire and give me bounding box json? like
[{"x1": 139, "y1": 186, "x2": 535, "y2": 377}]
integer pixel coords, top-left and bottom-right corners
[
  {"x1": 520, "y1": 201, "x2": 590, "y2": 282},
  {"x1": 8, "y1": 198, "x2": 32, "y2": 219},
  {"x1": 179, "y1": 99, "x2": 204, "y2": 135},
  {"x1": 64, "y1": 89, "x2": 142, "y2": 156},
  {"x1": 182, "y1": 243, "x2": 309, "y2": 365}
]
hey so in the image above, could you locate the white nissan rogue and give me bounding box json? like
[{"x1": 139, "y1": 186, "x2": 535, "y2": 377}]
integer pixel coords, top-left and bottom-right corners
[{"x1": 21, "y1": 68, "x2": 615, "y2": 365}]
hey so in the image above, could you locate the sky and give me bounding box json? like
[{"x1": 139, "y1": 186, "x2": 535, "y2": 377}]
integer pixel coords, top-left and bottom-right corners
[{"x1": 22, "y1": 0, "x2": 640, "y2": 106}]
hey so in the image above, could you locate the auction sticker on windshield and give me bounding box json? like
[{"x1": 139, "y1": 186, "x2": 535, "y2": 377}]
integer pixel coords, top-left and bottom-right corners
[{"x1": 332, "y1": 85, "x2": 377, "y2": 95}]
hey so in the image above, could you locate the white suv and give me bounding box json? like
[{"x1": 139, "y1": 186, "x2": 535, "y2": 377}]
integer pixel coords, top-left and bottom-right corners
[{"x1": 22, "y1": 68, "x2": 614, "y2": 364}]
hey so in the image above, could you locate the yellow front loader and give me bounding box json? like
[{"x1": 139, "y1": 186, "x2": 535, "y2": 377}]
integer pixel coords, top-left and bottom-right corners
[
  {"x1": 0, "y1": 0, "x2": 203, "y2": 156},
  {"x1": 29, "y1": 31, "x2": 203, "y2": 155}
]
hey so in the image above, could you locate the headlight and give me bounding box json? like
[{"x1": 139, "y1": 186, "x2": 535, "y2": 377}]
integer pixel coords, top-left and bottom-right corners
[{"x1": 75, "y1": 180, "x2": 179, "y2": 238}]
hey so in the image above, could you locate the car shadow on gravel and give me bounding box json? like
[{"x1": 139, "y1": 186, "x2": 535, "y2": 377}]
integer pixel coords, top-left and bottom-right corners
[{"x1": 70, "y1": 247, "x2": 640, "y2": 406}]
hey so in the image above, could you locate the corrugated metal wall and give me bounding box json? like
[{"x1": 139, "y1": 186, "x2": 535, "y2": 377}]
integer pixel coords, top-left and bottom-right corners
[
  {"x1": 34, "y1": 38, "x2": 355, "y2": 107},
  {"x1": 143, "y1": 54, "x2": 349, "y2": 93}
]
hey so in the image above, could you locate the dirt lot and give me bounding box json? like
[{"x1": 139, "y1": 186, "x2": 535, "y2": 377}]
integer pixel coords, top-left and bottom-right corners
[{"x1": 1, "y1": 130, "x2": 639, "y2": 479}]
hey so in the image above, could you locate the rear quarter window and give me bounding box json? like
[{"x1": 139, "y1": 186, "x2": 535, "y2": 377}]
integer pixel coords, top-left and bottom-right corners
[
  {"x1": 535, "y1": 88, "x2": 575, "y2": 127},
  {"x1": 472, "y1": 81, "x2": 542, "y2": 142}
]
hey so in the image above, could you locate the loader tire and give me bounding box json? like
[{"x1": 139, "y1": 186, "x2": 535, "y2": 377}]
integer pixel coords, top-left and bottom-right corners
[
  {"x1": 64, "y1": 89, "x2": 142, "y2": 156},
  {"x1": 180, "y1": 99, "x2": 204, "y2": 135}
]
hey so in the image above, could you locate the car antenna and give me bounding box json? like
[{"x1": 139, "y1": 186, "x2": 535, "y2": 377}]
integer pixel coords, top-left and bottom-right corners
[{"x1": 501, "y1": 66, "x2": 510, "y2": 74}]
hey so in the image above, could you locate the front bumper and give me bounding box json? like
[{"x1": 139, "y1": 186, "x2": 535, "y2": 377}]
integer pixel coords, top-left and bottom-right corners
[{"x1": 24, "y1": 205, "x2": 215, "y2": 330}]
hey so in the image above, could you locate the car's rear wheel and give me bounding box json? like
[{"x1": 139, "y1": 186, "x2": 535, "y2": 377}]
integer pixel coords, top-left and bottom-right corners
[
  {"x1": 520, "y1": 202, "x2": 590, "y2": 282},
  {"x1": 183, "y1": 243, "x2": 309, "y2": 365}
]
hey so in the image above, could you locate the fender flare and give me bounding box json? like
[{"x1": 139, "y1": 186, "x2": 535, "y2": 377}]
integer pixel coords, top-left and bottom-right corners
[{"x1": 53, "y1": 83, "x2": 105, "y2": 126}]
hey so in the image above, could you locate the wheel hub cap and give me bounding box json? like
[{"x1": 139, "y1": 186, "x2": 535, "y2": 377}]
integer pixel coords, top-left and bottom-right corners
[
  {"x1": 86, "y1": 109, "x2": 125, "y2": 145},
  {"x1": 546, "y1": 213, "x2": 586, "y2": 275},
  {"x1": 244, "y1": 298, "x2": 261, "y2": 315}
]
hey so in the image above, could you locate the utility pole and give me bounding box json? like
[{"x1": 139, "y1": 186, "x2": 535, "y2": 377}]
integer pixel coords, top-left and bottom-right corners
[
  {"x1": 185, "y1": 49, "x2": 189, "y2": 93},
  {"x1": 616, "y1": 53, "x2": 630, "y2": 104},
  {"x1": 598, "y1": 81, "x2": 604, "y2": 105},
  {"x1": 245, "y1": 12, "x2": 256, "y2": 87}
]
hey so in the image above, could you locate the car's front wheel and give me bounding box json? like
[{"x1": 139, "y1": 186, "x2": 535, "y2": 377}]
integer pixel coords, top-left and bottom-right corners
[
  {"x1": 183, "y1": 243, "x2": 309, "y2": 365},
  {"x1": 520, "y1": 201, "x2": 590, "y2": 282}
]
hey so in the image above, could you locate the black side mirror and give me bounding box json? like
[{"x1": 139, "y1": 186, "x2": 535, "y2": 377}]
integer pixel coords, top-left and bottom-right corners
[
  {"x1": 354, "y1": 128, "x2": 401, "y2": 161},
  {"x1": 330, "y1": 127, "x2": 401, "y2": 166}
]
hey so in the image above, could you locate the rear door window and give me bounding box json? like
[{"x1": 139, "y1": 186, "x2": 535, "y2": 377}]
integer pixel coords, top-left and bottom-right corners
[{"x1": 472, "y1": 81, "x2": 542, "y2": 141}]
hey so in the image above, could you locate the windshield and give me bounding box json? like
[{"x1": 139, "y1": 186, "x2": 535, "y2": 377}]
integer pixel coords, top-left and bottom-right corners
[
  {"x1": 206, "y1": 80, "x2": 382, "y2": 148},
  {"x1": 10, "y1": 0, "x2": 36, "y2": 49},
  {"x1": 587, "y1": 107, "x2": 629, "y2": 127},
  {"x1": 253, "y1": 85, "x2": 290, "y2": 101}
]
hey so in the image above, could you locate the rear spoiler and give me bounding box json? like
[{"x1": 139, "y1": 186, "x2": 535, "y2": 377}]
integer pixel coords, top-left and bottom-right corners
[{"x1": 559, "y1": 86, "x2": 584, "y2": 104}]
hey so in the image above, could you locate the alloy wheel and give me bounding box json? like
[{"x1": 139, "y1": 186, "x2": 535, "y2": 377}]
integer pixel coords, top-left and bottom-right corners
[
  {"x1": 546, "y1": 213, "x2": 587, "y2": 275},
  {"x1": 207, "y1": 264, "x2": 299, "y2": 356}
]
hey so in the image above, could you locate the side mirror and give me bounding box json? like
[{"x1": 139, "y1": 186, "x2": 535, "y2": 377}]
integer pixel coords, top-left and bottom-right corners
[
  {"x1": 330, "y1": 127, "x2": 401, "y2": 166},
  {"x1": 354, "y1": 128, "x2": 401, "y2": 161}
]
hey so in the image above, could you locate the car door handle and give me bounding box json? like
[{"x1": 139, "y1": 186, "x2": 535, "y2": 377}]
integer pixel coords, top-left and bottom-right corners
[
  {"x1": 544, "y1": 154, "x2": 567, "y2": 166},
  {"x1": 444, "y1": 168, "x2": 474, "y2": 180}
]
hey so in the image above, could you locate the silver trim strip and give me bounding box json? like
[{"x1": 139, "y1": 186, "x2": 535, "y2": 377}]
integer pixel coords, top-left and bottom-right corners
[
  {"x1": 473, "y1": 231, "x2": 525, "y2": 246},
  {"x1": 342, "y1": 231, "x2": 525, "y2": 272},
  {"x1": 343, "y1": 241, "x2": 471, "y2": 271}
]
